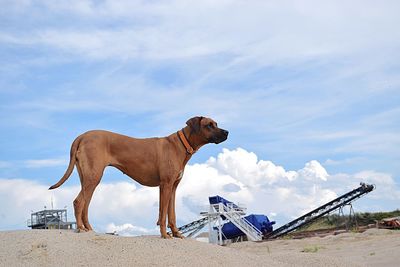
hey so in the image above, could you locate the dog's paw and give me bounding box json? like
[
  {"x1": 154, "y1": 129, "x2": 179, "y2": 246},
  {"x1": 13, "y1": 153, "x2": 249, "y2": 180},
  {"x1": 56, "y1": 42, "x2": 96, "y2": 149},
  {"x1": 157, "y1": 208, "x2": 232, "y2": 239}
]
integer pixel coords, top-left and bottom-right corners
[
  {"x1": 172, "y1": 231, "x2": 184, "y2": 239},
  {"x1": 75, "y1": 227, "x2": 88, "y2": 233},
  {"x1": 161, "y1": 232, "x2": 172, "y2": 239}
]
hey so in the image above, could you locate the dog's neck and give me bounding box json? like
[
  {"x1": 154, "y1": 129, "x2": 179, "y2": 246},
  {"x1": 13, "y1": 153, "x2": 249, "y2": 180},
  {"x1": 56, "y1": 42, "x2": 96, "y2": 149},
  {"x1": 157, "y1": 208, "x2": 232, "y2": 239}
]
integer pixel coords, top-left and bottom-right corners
[
  {"x1": 178, "y1": 129, "x2": 196, "y2": 155},
  {"x1": 181, "y1": 126, "x2": 207, "y2": 154}
]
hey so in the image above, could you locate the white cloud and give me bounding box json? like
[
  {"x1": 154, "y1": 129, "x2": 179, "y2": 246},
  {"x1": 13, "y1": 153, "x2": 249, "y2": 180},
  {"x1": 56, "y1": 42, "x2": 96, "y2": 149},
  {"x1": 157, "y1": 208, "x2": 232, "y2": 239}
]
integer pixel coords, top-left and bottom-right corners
[
  {"x1": 105, "y1": 223, "x2": 158, "y2": 236},
  {"x1": 2, "y1": 1, "x2": 399, "y2": 62},
  {"x1": 298, "y1": 160, "x2": 329, "y2": 181},
  {"x1": 89, "y1": 182, "x2": 159, "y2": 227},
  {"x1": 206, "y1": 148, "x2": 297, "y2": 187},
  {"x1": 365, "y1": 174, "x2": 400, "y2": 200},
  {"x1": 0, "y1": 178, "x2": 79, "y2": 229},
  {"x1": 1, "y1": 148, "x2": 399, "y2": 234}
]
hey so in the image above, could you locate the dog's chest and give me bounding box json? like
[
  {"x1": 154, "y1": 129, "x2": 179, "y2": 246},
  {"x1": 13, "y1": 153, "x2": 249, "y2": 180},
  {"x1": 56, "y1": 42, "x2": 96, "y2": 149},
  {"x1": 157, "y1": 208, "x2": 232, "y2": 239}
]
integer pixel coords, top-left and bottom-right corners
[{"x1": 177, "y1": 170, "x2": 184, "y2": 180}]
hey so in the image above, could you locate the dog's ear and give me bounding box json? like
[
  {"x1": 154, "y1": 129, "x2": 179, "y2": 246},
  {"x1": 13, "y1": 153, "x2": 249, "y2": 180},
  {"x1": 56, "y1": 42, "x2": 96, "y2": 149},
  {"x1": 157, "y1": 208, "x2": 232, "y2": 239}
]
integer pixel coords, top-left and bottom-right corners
[{"x1": 186, "y1": 116, "x2": 204, "y2": 133}]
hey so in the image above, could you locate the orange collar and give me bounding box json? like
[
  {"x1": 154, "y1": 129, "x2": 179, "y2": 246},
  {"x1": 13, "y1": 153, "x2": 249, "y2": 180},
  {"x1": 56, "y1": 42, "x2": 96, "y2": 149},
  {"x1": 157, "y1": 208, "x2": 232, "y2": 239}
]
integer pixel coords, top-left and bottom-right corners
[{"x1": 177, "y1": 129, "x2": 196, "y2": 155}]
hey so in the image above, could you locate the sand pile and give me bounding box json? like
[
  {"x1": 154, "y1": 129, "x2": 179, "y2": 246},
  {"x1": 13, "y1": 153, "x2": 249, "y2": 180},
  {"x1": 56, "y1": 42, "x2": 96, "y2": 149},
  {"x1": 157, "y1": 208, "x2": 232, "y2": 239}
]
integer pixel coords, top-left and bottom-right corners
[
  {"x1": 230, "y1": 228, "x2": 400, "y2": 267},
  {"x1": 0, "y1": 230, "x2": 277, "y2": 267},
  {"x1": 0, "y1": 229, "x2": 398, "y2": 266}
]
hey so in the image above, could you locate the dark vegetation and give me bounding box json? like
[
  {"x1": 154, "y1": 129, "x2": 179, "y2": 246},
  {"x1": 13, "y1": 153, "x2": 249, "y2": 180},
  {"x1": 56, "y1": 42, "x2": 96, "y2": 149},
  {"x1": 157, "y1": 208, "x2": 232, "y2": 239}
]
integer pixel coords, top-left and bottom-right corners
[{"x1": 298, "y1": 209, "x2": 400, "y2": 231}]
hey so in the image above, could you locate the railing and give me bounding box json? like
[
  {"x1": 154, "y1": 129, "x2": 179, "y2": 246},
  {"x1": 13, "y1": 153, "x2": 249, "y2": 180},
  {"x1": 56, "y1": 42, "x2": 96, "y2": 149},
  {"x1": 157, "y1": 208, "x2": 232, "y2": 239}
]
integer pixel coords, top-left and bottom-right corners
[{"x1": 219, "y1": 203, "x2": 263, "y2": 241}]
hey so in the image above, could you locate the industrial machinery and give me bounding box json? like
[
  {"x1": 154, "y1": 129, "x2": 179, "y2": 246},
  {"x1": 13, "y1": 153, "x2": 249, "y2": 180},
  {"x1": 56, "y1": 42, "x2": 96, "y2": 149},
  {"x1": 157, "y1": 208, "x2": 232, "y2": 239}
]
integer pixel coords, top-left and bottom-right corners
[
  {"x1": 172, "y1": 183, "x2": 375, "y2": 244},
  {"x1": 265, "y1": 183, "x2": 375, "y2": 239},
  {"x1": 170, "y1": 195, "x2": 275, "y2": 245},
  {"x1": 27, "y1": 208, "x2": 76, "y2": 230}
]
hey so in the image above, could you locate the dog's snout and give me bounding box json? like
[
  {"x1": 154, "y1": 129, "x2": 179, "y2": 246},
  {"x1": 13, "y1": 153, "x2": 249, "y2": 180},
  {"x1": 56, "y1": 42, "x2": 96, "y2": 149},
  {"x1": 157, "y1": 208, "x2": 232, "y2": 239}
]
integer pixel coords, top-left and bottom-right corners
[{"x1": 211, "y1": 127, "x2": 229, "y2": 144}]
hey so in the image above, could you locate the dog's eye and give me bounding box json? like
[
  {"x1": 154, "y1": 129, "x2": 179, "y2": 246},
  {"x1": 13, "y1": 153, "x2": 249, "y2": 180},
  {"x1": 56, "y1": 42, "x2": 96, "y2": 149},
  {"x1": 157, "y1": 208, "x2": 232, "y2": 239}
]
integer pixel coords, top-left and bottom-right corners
[{"x1": 207, "y1": 124, "x2": 213, "y2": 129}]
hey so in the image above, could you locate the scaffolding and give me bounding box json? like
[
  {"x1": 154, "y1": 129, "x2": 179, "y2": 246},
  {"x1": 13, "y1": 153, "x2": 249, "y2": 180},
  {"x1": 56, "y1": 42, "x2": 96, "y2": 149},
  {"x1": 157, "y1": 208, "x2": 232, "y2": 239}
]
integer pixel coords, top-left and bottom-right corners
[
  {"x1": 168, "y1": 197, "x2": 266, "y2": 245},
  {"x1": 27, "y1": 209, "x2": 76, "y2": 230},
  {"x1": 205, "y1": 201, "x2": 263, "y2": 245}
]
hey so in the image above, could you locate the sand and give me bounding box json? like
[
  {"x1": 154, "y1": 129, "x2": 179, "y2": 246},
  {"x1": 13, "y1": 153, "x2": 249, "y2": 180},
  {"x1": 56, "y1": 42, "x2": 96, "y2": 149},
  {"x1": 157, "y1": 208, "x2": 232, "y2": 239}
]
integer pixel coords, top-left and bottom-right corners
[
  {"x1": 231, "y1": 228, "x2": 400, "y2": 267},
  {"x1": 0, "y1": 229, "x2": 398, "y2": 266}
]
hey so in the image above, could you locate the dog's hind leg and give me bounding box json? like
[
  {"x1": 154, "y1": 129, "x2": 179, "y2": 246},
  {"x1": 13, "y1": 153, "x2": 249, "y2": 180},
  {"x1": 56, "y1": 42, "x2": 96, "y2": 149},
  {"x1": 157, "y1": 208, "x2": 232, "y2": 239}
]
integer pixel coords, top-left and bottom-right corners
[
  {"x1": 81, "y1": 174, "x2": 103, "y2": 231},
  {"x1": 156, "y1": 189, "x2": 161, "y2": 226},
  {"x1": 73, "y1": 148, "x2": 104, "y2": 232},
  {"x1": 76, "y1": 154, "x2": 104, "y2": 232},
  {"x1": 73, "y1": 159, "x2": 89, "y2": 232},
  {"x1": 73, "y1": 191, "x2": 86, "y2": 232}
]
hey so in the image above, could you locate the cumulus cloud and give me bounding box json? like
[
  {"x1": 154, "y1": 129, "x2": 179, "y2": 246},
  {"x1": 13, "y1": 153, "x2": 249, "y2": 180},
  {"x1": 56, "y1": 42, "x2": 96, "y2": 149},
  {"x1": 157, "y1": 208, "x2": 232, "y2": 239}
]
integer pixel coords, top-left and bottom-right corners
[
  {"x1": 0, "y1": 178, "x2": 79, "y2": 229},
  {"x1": 1, "y1": 148, "x2": 399, "y2": 234},
  {"x1": 205, "y1": 148, "x2": 330, "y2": 188},
  {"x1": 105, "y1": 223, "x2": 158, "y2": 236},
  {"x1": 0, "y1": 178, "x2": 159, "y2": 233}
]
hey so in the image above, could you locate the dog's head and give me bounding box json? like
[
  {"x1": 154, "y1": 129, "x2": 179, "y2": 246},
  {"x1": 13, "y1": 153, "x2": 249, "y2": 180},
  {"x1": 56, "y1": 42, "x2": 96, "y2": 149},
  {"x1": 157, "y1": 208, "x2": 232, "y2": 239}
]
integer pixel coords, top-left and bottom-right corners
[{"x1": 186, "y1": 116, "x2": 228, "y2": 144}]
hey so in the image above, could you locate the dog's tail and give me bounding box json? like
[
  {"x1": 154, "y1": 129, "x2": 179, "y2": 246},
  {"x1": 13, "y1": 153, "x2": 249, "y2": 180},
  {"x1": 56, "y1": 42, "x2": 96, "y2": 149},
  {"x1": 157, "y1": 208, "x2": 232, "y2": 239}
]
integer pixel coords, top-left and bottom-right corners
[{"x1": 49, "y1": 135, "x2": 82, "y2": 190}]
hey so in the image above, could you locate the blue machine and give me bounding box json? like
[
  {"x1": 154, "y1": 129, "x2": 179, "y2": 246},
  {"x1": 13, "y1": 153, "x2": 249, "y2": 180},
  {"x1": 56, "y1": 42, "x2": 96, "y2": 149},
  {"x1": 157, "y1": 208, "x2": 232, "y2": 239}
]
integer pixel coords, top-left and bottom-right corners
[
  {"x1": 209, "y1": 195, "x2": 238, "y2": 207},
  {"x1": 209, "y1": 195, "x2": 275, "y2": 240},
  {"x1": 221, "y1": 214, "x2": 275, "y2": 239}
]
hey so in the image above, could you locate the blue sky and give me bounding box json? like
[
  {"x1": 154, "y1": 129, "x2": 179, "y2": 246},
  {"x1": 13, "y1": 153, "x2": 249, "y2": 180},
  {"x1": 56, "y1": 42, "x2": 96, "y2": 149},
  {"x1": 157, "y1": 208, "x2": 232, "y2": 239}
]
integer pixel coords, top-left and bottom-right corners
[{"x1": 1, "y1": 1, "x2": 399, "y2": 234}]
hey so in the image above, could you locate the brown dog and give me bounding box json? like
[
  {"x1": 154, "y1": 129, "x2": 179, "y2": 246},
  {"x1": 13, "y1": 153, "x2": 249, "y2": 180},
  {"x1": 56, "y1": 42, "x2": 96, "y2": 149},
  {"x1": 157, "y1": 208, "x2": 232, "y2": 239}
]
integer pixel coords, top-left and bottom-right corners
[{"x1": 49, "y1": 116, "x2": 228, "y2": 238}]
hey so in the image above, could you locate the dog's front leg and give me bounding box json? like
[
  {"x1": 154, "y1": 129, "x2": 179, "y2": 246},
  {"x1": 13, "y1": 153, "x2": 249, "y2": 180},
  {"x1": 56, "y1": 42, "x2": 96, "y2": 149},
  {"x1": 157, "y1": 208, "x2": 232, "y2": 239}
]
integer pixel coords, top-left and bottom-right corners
[
  {"x1": 168, "y1": 180, "x2": 183, "y2": 238},
  {"x1": 159, "y1": 182, "x2": 173, "y2": 239}
]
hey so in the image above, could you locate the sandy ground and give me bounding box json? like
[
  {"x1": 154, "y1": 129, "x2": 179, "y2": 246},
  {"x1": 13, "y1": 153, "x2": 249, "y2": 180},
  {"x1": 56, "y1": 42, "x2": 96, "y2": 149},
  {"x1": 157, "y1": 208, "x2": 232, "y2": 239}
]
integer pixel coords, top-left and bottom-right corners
[
  {"x1": 231, "y1": 228, "x2": 400, "y2": 267},
  {"x1": 0, "y1": 229, "x2": 398, "y2": 266}
]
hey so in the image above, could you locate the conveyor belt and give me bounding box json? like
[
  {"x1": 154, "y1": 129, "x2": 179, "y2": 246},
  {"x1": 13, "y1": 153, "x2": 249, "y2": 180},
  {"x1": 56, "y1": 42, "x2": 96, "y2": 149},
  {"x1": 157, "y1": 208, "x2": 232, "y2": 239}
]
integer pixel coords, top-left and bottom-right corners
[
  {"x1": 264, "y1": 183, "x2": 375, "y2": 239},
  {"x1": 167, "y1": 217, "x2": 209, "y2": 237}
]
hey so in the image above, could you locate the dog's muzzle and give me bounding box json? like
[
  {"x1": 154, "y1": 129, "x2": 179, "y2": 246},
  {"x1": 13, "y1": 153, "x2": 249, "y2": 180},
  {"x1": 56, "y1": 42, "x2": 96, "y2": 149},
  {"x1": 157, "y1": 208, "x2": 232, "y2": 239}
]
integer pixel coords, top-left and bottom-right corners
[{"x1": 212, "y1": 129, "x2": 229, "y2": 144}]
